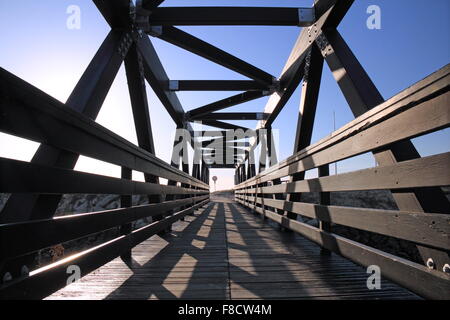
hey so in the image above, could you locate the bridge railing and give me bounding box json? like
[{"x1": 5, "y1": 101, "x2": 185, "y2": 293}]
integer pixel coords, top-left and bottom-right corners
[
  {"x1": 235, "y1": 65, "x2": 450, "y2": 300},
  {"x1": 0, "y1": 68, "x2": 209, "y2": 299}
]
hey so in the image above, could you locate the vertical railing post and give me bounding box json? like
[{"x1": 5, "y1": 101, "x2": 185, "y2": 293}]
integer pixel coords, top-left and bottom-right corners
[
  {"x1": 120, "y1": 166, "x2": 132, "y2": 262},
  {"x1": 318, "y1": 164, "x2": 331, "y2": 255},
  {"x1": 163, "y1": 136, "x2": 180, "y2": 231},
  {"x1": 267, "y1": 127, "x2": 285, "y2": 220}
]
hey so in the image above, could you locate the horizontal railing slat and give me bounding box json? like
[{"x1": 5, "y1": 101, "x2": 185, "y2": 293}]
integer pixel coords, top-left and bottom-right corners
[
  {"x1": 0, "y1": 68, "x2": 208, "y2": 190},
  {"x1": 236, "y1": 152, "x2": 450, "y2": 194},
  {"x1": 0, "y1": 199, "x2": 210, "y2": 300},
  {"x1": 0, "y1": 157, "x2": 208, "y2": 196},
  {"x1": 237, "y1": 91, "x2": 449, "y2": 188},
  {"x1": 0, "y1": 195, "x2": 209, "y2": 259},
  {"x1": 236, "y1": 195, "x2": 450, "y2": 250},
  {"x1": 236, "y1": 65, "x2": 450, "y2": 189},
  {"x1": 236, "y1": 198, "x2": 450, "y2": 300}
]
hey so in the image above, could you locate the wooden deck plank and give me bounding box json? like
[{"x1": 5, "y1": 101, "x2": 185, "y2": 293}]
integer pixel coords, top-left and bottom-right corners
[{"x1": 47, "y1": 195, "x2": 419, "y2": 300}]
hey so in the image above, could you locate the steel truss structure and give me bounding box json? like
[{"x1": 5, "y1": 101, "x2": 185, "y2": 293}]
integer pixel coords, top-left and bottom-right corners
[{"x1": 0, "y1": 0, "x2": 449, "y2": 299}]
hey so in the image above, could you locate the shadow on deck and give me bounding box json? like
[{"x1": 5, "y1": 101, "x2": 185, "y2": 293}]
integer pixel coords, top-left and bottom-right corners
[{"x1": 47, "y1": 196, "x2": 419, "y2": 300}]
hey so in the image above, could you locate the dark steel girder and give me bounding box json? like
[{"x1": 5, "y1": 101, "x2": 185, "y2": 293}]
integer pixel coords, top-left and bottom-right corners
[
  {"x1": 285, "y1": 44, "x2": 325, "y2": 219},
  {"x1": 199, "y1": 120, "x2": 250, "y2": 132},
  {"x1": 147, "y1": 7, "x2": 315, "y2": 26},
  {"x1": 124, "y1": 44, "x2": 161, "y2": 202},
  {"x1": 141, "y1": 0, "x2": 165, "y2": 11},
  {"x1": 293, "y1": 44, "x2": 324, "y2": 153},
  {"x1": 167, "y1": 80, "x2": 267, "y2": 92},
  {"x1": 318, "y1": 27, "x2": 450, "y2": 270},
  {"x1": 124, "y1": 44, "x2": 157, "y2": 155},
  {"x1": 201, "y1": 140, "x2": 250, "y2": 147},
  {"x1": 187, "y1": 91, "x2": 266, "y2": 120},
  {"x1": 195, "y1": 131, "x2": 256, "y2": 140},
  {"x1": 193, "y1": 113, "x2": 269, "y2": 121},
  {"x1": 194, "y1": 131, "x2": 227, "y2": 138},
  {"x1": 147, "y1": 26, "x2": 275, "y2": 85},
  {"x1": 136, "y1": 36, "x2": 184, "y2": 127},
  {"x1": 262, "y1": 0, "x2": 353, "y2": 129}
]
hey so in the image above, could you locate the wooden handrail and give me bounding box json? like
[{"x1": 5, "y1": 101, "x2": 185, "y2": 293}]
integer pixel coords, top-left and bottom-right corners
[
  {"x1": 236, "y1": 65, "x2": 450, "y2": 189},
  {"x1": 0, "y1": 68, "x2": 209, "y2": 190},
  {"x1": 0, "y1": 199, "x2": 210, "y2": 300}
]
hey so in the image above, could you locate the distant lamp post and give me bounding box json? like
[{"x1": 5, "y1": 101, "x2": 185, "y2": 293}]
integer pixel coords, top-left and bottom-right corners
[{"x1": 212, "y1": 176, "x2": 218, "y2": 191}]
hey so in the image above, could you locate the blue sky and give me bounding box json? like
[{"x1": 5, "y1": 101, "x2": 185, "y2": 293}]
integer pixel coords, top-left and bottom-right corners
[{"x1": 0, "y1": 0, "x2": 449, "y2": 190}]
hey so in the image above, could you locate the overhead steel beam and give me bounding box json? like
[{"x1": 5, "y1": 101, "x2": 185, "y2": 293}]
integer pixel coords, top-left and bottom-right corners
[
  {"x1": 202, "y1": 147, "x2": 248, "y2": 153},
  {"x1": 96, "y1": 1, "x2": 195, "y2": 140},
  {"x1": 147, "y1": 7, "x2": 315, "y2": 26},
  {"x1": 279, "y1": 0, "x2": 353, "y2": 86},
  {"x1": 187, "y1": 91, "x2": 266, "y2": 120},
  {"x1": 200, "y1": 120, "x2": 250, "y2": 132},
  {"x1": 124, "y1": 44, "x2": 161, "y2": 205},
  {"x1": 125, "y1": 45, "x2": 157, "y2": 154},
  {"x1": 261, "y1": 0, "x2": 353, "y2": 129},
  {"x1": 147, "y1": 26, "x2": 275, "y2": 85},
  {"x1": 166, "y1": 80, "x2": 267, "y2": 91},
  {"x1": 201, "y1": 140, "x2": 250, "y2": 147},
  {"x1": 293, "y1": 45, "x2": 324, "y2": 153},
  {"x1": 193, "y1": 112, "x2": 269, "y2": 121}
]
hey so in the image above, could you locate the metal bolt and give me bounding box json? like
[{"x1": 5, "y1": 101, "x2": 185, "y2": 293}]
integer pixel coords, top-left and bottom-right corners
[
  {"x1": 21, "y1": 265, "x2": 29, "y2": 276},
  {"x1": 443, "y1": 264, "x2": 450, "y2": 273},
  {"x1": 426, "y1": 258, "x2": 435, "y2": 269},
  {"x1": 2, "y1": 272, "x2": 12, "y2": 283}
]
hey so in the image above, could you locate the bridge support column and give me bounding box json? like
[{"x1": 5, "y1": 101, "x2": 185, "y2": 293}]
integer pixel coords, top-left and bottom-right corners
[
  {"x1": 285, "y1": 45, "x2": 324, "y2": 224},
  {"x1": 319, "y1": 28, "x2": 450, "y2": 269},
  {"x1": 266, "y1": 127, "x2": 285, "y2": 229},
  {"x1": 256, "y1": 133, "x2": 268, "y2": 220}
]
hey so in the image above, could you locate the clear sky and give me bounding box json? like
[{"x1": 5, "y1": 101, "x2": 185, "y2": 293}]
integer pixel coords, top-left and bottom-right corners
[{"x1": 0, "y1": 0, "x2": 449, "y2": 191}]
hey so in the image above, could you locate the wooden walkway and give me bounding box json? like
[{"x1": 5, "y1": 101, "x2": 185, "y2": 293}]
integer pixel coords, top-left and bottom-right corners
[{"x1": 47, "y1": 195, "x2": 419, "y2": 300}]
